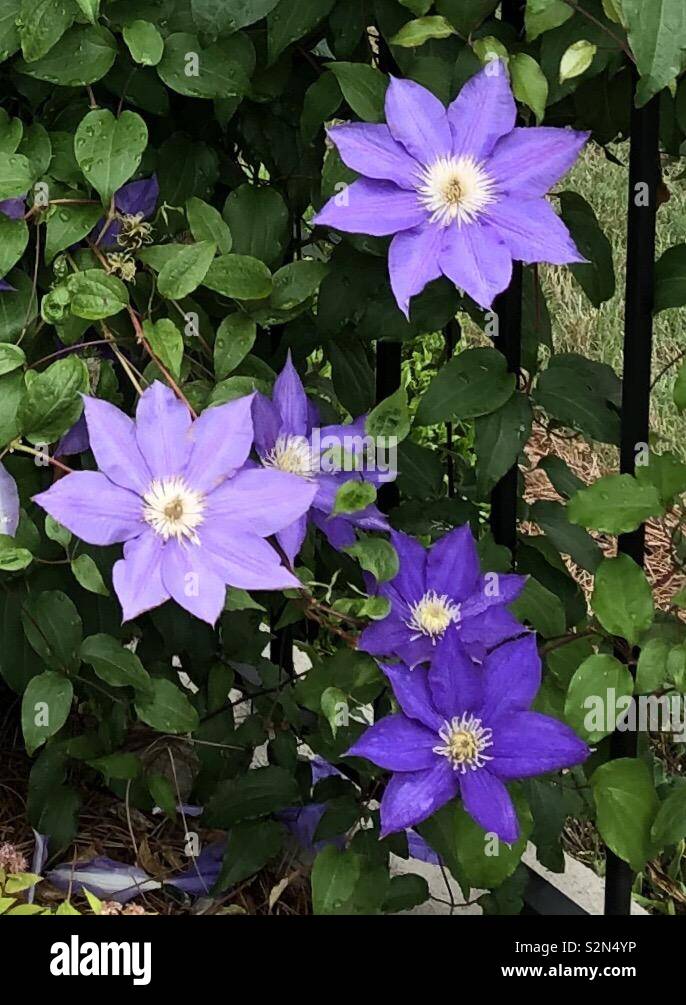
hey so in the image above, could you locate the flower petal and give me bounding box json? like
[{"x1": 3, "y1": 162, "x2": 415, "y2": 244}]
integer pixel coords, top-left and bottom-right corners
[
  {"x1": 459, "y1": 769, "x2": 519, "y2": 844},
  {"x1": 205, "y1": 468, "x2": 317, "y2": 537},
  {"x1": 199, "y1": 524, "x2": 301, "y2": 590},
  {"x1": 327, "y1": 122, "x2": 421, "y2": 189},
  {"x1": 389, "y1": 221, "x2": 443, "y2": 319},
  {"x1": 112, "y1": 531, "x2": 169, "y2": 622},
  {"x1": 0, "y1": 462, "x2": 19, "y2": 537},
  {"x1": 488, "y1": 126, "x2": 590, "y2": 197},
  {"x1": 448, "y1": 60, "x2": 516, "y2": 160},
  {"x1": 429, "y1": 627, "x2": 483, "y2": 718},
  {"x1": 252, "y1": 392, "x2": 280, "y2": 456},
  {"x1": 461, "y1": 572, "x2": 527, "y2": 618},
  {"x1": 314, "y1": 178, "x2": 425, "y2": 236},
  {"x1": 357, "y1": 610, "x2": 411, "y2": 658},
  {"x1": 276, "y1": 513, "x2": 308, "y2": 566},
  {"x1": 382, "y1": 663, "x2": 443, "y2": 730},
  {"x1": 440, "y1": 221, "x2": 512, "y2": 309},
  {"x1": 161, "y1": 540, "x2": 227, "y2": 626},
  {"x1": 486, "y1": 197, "x2": 585, "y2": 265},
  {"x1": 273, "y1": 351, "x2": 309, "y2": 437},
  {"x1": 135, "y1": 381, "x2": 192, "y2": 479},
  {"x1": 385, "y1": 76, "x2": 452, "y2": 164},
  {"x1": 379, "y1": 759, "x2": 460, "y2": 836},
  {"x1": 311, "y1": 510, "x2": 357, "y2": 551},
  {"x1": 184, "y1": 394, "x2": 254, "y2": 493},
  {"x1": 115, "y1": 175, "x2": 159, "y2": 218},
  {"x1": 460, "y1": 606, "x2": 526, "y2": 658},
  {"x1": 82, "y1": 394, "x2": 151, "y2": 494},
  {"x1": 490, "y1": 710, "x2": 590, "y2": 780},
  {"x1": 426, "y1": 524, "x2": 479, "y2": 600},
  {"x1": 33, "y1": 472, "x2": 143, "y2": 545},
  {"x1": 346, "y1": 713, "x2": 437, "y2": 771},
  {"x1": 481, "y1": 634, "x2": 541, "y2": 721},
  {"x1": 388, "y1": 529, "x2": 427, "y2": 603}
]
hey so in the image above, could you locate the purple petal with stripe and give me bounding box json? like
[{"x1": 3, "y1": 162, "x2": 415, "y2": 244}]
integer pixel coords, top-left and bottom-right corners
[
  {"x1": 459, "y1": 768, "x2": 519, "y2": 844},
  {"x1": 448, "y1": 60, "x2": 516, "y2": 160},
  {"x1": 83, "y1": 394, "x2": 151, "y2": 494},
  {"x1": 488, "y1": 127, "x2": 590, "y2": 198},
  {"x1": 385, "y1": 76, "x2": 452, "y2": 164},
  {"x1": 379, "y1": 759, "x2": 459, "y2": 836},
  {"x1": 328, "y1": 122, "x2": 420, "y2": 190},
  {"x1": 346, "y1": 714, "x2": 437, "y2": 771},
  {"x1": 135, "y1": 381, "x2": 192, "y2": 479},
  {"x1": 34, "y1": 472, "x2": 144, "y2": 545},
  {"x1": 490, "y1": 711, "x2": 590, "y2": 779},
  {"x1": 314, "y1": 178, "x2": 425, "y2": 237},
  {"x1": 389, "y1": 220, "x2": 443, "y2": 318},
  {"x1": 440, "y1": 221, "x2": 512, "y2": 309},
  {"x1": 112, "y1": 531, "x2": 169, "y2": 622}
]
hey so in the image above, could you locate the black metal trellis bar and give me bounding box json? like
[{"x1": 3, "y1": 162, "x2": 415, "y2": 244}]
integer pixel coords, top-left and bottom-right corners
[
  {"x1": 376, "y1": 339, "x2": 402, "y2": 512},
  {"x1": 604, "y1": 72, "x2": 661, "y2": 917}
]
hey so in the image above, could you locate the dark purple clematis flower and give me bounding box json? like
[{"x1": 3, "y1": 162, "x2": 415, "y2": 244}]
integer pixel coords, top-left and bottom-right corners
[
  {"x1": 347, "y1": 632, "x2": 589, "y2": 842},
  {"x1": 359, "y1": 525, "x2": 526, "y2": 668},
  {"x1": 252, "y1": 353, "x2": 391, "y2": 563},
  {"x1": 55, "y1": 413, "x2": 89, "y2": 458},
  {"x1": 0, "y1": 462, "x2": 20, "y2": 537},
  {"x1": 0, "y1": 197, "x2": 26, "y2": 220},
  {"x1": 33, "y1": 382, "x2": 317, "y2": 625},
  {"x1": 91, "y1": 175, "x2": 159, "y2": 248},
  {"x1": 314, "y1": 61, "x2": 588, "y2": 316}
]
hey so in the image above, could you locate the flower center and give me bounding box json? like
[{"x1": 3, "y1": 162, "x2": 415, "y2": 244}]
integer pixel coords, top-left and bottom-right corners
[
  {"x1": 262, "y1": 434, "x2": 317, "y2": 479},
  {"x1": 406, "y1": 590, "x2": 460, "y2": 643},
  {"x1": 142, "y1": 476, "x2": 205, "y2": 543},
  {"x1": 434, "y1": 713, "x2": 493, "y2": 773},
  {"x1": 416, "y1": 155, "x2": 497, "y2": 227}
]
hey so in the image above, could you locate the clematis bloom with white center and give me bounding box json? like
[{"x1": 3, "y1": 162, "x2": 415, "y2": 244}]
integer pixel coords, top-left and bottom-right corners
[{"x1": 313, "y1": 61, "x2": 589, "y2": 317}]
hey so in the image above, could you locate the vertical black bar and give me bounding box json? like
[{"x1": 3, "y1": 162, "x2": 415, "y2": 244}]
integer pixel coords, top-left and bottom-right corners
[
  {"x1": 604, "y1": 75, "x2": 660, "y2": 917},
  {"x1": 445, "y1": 319, "x2": 460, "y2": 497},
  {"x1": 376, "y1": 340, "x2": 401, "y2": 511}
]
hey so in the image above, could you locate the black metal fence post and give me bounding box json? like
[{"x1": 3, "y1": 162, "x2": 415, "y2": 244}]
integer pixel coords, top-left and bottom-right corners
[
  {"x1": 376, "y1": 340, "x2": 402, "y2": 512},
  {"x1": 604, "y1": 72, "x2": 661, "y2": 917}
]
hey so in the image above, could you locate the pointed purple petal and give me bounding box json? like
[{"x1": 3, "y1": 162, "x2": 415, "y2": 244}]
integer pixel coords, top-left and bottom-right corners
[
  {"x1": 83, "y1": 394, "x2": 151, "y2": 495},
  {"x1": 161, "y1": 540, "x2": 227, "y2": 625},
  {"x1": 440, "y1": 222, "x2": 512, "y2": 310},
  {"x1": 388, "y1": 529, "x2": 427, "y2": 602},
  {"x1": 327, "y1": 122, "x2": 421, "y2": 189},
  {"x1": 55, "y1": 414, "x2": 90, "y2": 457},
  {"x1": 346, "y1": 713, "x2": 437, "y2": 771},
  {"x1": 0, "y1": 197, "x2": 26, "y2": 220},
  {"x1": 0, "y1": 462, "x2": 20, "y2": 537},
  {"x1": 205, "y1": 467, "x2": 316, "y2": 537},
  {"x1": 184, "y1": 395, "x2": 254, "y2": 493},
  {"x1": 379, "y1": 759, "x2": 459, "y2": 836},
  {"x1": 135, "y1": 381, "x2": 192, "y2": 479},
  {"x1": 459, "y1": 769, "x2": 519, "y2": 843},
  {"x1": 252, "y1": 392, "x2": 280, "y2": 456},
  {"x1": 273, "y1": 352, "x2": 309, "y2": 437},
  {"x1": 358, "y1": 611, "x2": 411, "y2": 658},
  {"x1": 34, "y1": 472, "x2": 143, "y2": 545},
  {"x1": 490, "y1": 711, "x2": 590, "y2": 779},
  {"x1": 486, "y1": 197, "x2": 585, "y2": 265},
  {"x1": 112, "y1": 531, "x2": 169, "y2": 622},
  {"x1": 488, "y1": 127, "x2": 590, "y2": 197},
  {"x1": 461, "y1": 572, "x2": 527, "y2": 617},
  {"x1": 427, "y1": 524, "x2": 479, "y2": 600},
  {"x1": 385, "y1": 76, "x2": 452, "y2": 164},
  {"x1": 481, "y1": 634, "x2": 541, "y2": 721},
  {"x1": 448, "y1": 60, "x2": 516, "y2": 160},
  {"x1": 389, "y1": 220, "x2": 443, "y2": 319},
  {"x1": 429, "y1": 628, "x2": 483, "y2": 717},
  {"x1": 460, "y1": 606, "x2": 526, "y2": 657},
  {"x1": 115, "y1": 175, "x2": 159, "y2": 218},
  {"x1": 314, "y1": 178, "x2": 425, "y2": 237},
  {"x1": 199, "y1": 524, "x2": 301, "y2": 590},
  {"x1": 311, "y1": 510, "x2": 357, "y2": 551},
  {"x1": 381, "y1": 663, "x2": 443, "y2": 730},
  {"x1": 276, "y1": 513, "x2": 308, "y2": 565}
]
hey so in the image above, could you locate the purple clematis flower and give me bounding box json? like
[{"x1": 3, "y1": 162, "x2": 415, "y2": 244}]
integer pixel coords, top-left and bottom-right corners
[
  {"x1": 314, "y1": 61, "x2": 588, "y2": 317},
  {"x1": 359, "y1": 525, "x2": 527, "y2": 668},
  {"x1": 91, "y1": 175, "x2": 159, "y2": 248},
  {"x1": 251, "y1": 353, "x2": 391, "y2": 563},
  {"x1": 0, "y1": 462, "x2": 20, "y2": 537},
  {"x1": 347, "y1": 632, "x2": 589, "y2": 842},
  {"x1": 47, "y1": 856, "x2": 161, "y2": 904},
  {"x1": 33, "y1": 382, "x2": 317, "y2": 625}
]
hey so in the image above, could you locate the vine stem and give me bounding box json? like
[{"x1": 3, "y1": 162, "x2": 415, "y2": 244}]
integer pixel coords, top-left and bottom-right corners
[
  {"x1": 561, "y1": 0, "x2": 636, "y2": 63},
  {"x1": 10, "y1": 442, "x2": 74, "y2": 475}
]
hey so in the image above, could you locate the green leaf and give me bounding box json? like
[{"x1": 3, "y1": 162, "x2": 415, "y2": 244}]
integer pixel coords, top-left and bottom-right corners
[
  {"x1": 0, "y1": 370, "x2": 25, "y2": 447},
  {"x1": 416, "y1": 348, "x2": 515, "y2": 426},
  {"x1": 158, "y1": 241, "x2": 216, "y2": 300},
  {"x1": 333, "y1": 479, "x2": 376, "y2": 515},
  {"x1": 213, "y1": 819, "x2": 283, "y2": 894},
  {"x1": 530, "y1": 499, "x2": 602, "y2": 572},
  {"x1": 123, "y1": 20, "x2": 164, "y2": 66},
  {"x1": 345, "y1": 534, "x2": 399, "y2": 584},
  {"x1": 454, "y1": 790, "x2": 532, "y2": 889},
  {"x1": 70, "y1": 554, "x2": 109, "y2": 596},
  {"x1": 0, "y1": 216, "x2": 27, "y2": 284},
  {"x1": 636, "y1": 638, "x2": 668, "y2": 693},
  {"x1": 67, "y1": 269, "x2": 129, "y2": 320},
  {"x1": 267, "y1": 0, "x2": 336, "y2": 63},
  {"x1": 88, "y1": 752, "x2": 141, "y2": 781},
  {"x1": 270, "y1": 260, "x2": 328, "y2": 311},
  {"x1": 0, "y1": 536, "x2": 33, "y2": 571},
  {"x1": 203, "y1": 254, "x2": 272, "y2": 300},
  {"x1": 510, "y1": 52, "x2": 549, "y2": 122},
  {"x1": 475, "y1": 392, "x2": 532, "y2": 496},
  {"x1": 204, "y1": 765, "x2": 299, "y2": 827},
  {"x1": 622, "y1": 0, "x2": 686, "y2": 106},
  {"x1": 0, "y1": 0, "x2": 20, "y2": 60},
  {"x1": 222, "y1": 184, "x2": 288, "y2": 266},
  {"x1": 559, "y1": 39, "x2": 597, "y2": 82},
  {"x1": 675, "y1": 360, "x2": 686, "y2": 412},
  {"x1": 327, "y1": 62, "x2": 388, "y2": 123},
  {"x1": 213, "y1": 314, "x2": 256, "y2": 380},
  {"x1": 134, "y1": 677, "x2": 199, "y2": 733},
  {"x1": 435, "y1": 0, "x2": 499, "y2": 35},
  {"x1": 45, "y1": 201, "x2": 102, "y2": 264},
  {"x1": 19, "y1": 0, "x2": 75, "y2": 62},
  {"x1": 509, "y1": 577, "x2": 566, "y2": 638},
  {"x1": 142, "y1": 318, "x2": 184, "y2": 380},
  {"x1": 18, "y1": 356, "x2": 89, "y2": 444},
  {"x1": 74, "y1": 109, "x2": 148, "y2": 205},
  {"x1": 382, "y1": 873, "x2": 429, "y2": 913},
  {"x1": 311, "y1": 844, "x2": 389, "y2": 915},
  {"x1": 0, "y1": 342, "x2": 25, "y2": 376},
  {"x1": 16, "y1": 25, "x2": 117, "y2": 86},
  {"x1": 80, "y1": 633, "x2": 152, "y2": 694},
  {"x1": 635, "y1": 451, "x2": 686, "y2": 506},
  {"x1": 592, "y1": 758, "x2": 659, "y2": 872},
  {"x1": 21, "y1": 671, "x2": 73, "y2": 755},
  {"x1": 558, "y1": 192, "x2": 615, "y2": 307},
  {"x1": 568, "y1": 473, "x2": 663, "y2": 534},
  {"x1": 651, "y1": 786, "x2": 686, "y2": 848},
  {"x1": 390, "y1": 15, "x2": 456, "y2": 47},
  {"x1": 533, "y1": 353, "x2": 621, "y2": 444},
  {"x1": 365, "y1": 385, "x2": 410, "y2": 443},
  {"x1": 0, "y1": 152, "x2": 32, "y2": 200},
  {"x1": 157, "y1": 32, "x2": 252, "y2": 99},
  {"x1": 18, "y1": 122, "x2": 52, "y2": 182},
  {"x1": 591, "y1": 554, "x2": 654, "y2": 645},
  {"x1": 564, "y1": 654, "x2": 634, "y2": 742},
  {"x1": 301, "y1": 73, "x2": 342, "y2": 141},
  {"x1": 525, "y1": 0, "x2": 574, "y2": 41},
  {"x1": 654, "y1": 243, "x2": 686, "y2": 313},
  {"x1": 186, "y1": 197, "x2": 232, "y2": 254}
]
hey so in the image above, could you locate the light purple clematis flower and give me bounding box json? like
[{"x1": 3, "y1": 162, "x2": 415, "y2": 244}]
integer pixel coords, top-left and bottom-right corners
[
  {"x1": 347, "y1": 632, "x2": 589, "y2": 842},
  {"x1": 359, "y1": 525, "x2": 526, "y2": 668},
  {"x1": 33, "y1": 382, "x2": 317, "y2": 625},
  {"x1": 91, "y1": 175, "x2": 159, "y2": 248},
  {"x1": 314, "y1": 61, "x2": 589, "y2": 317},
  {"x1": 0, "y1": 462, "x2": 20, "y2": 537},
  {"x1": 251, "y1": 353, "x2": 391, "y2": 564}
]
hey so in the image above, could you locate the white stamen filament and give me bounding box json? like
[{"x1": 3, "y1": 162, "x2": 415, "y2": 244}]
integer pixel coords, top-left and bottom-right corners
[
  {"x1": 433, "y1": 713, "x2": 494, "y2": 773},
  {"x1": 142, "y1": 476, "x2": 205, "y2": 544},
  {"x1": 406, "y1": 590, "x2": 460, "y2": 643},
  {"x1": 416, "y1": 154, "x2": 497, "y2": 227},
  {"x1": 262, "y1": 434, "x2": 317, "y2": 479}
]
